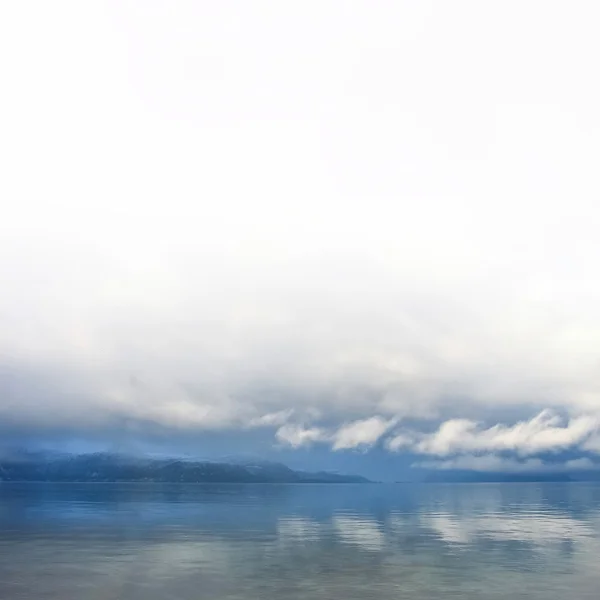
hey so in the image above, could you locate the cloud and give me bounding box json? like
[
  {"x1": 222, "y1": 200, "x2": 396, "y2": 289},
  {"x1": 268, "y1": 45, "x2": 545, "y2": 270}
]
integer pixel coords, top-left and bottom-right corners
[
  {"x1": 332, "y1": 417, "x2": 397, "y2": 450},
  {"x1": 247, "y1": 411, "x2": 295, "y2": 428},
  {"x1": 415, "y1": 455, "x2": 598, "y2": 473},
  {"x1": 275, "y1": 425, "x2": 329, "y2": 449},
  {"x1": 415, "y1": 455, "x2": 546, "y2": 473},
  {"x1": 275, "y1": 417, "x2": 396, "y2": 450},
  {"x1": 1, "y1": 2, "x2": 600, "y2": 449},
  {"x1": 387, "y1": 410, "x2": 600, "y2": 457}
]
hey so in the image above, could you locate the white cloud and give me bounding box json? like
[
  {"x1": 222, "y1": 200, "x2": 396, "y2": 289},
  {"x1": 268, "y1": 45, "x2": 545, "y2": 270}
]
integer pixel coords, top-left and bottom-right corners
[
  {"x1": 583, "y1": 436, "x2": 600, "y2": 453},
  {"x1": 415, "y1": 455, "x2": 546, "y2": 473},
  {"x1": 275, "y1": 425, "x2": 329, "y2": 449},
  {"x1": 385, "y1": 432, "x2": 418, "y2": 453},
  {"x1": 415, "y1": 455, "x2": 598, "y2": 473},
  {"x1": 275, "y1": 416, "x2": 396, "y2": 450},
  {"x1": 332, "y1": 417, "x2": 397, "y2": 451},
  {"x1": 388, "y1": 410, "x2": 600, "y2": 457},
  {"x1": 247, "y1": 410, "x2": 294, "y2": 428}
]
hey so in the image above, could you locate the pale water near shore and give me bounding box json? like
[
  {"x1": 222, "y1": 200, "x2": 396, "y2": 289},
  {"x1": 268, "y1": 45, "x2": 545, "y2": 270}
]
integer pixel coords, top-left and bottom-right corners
[{"x1": 1, "y1": 482, "x2": 600, "y2": 599}]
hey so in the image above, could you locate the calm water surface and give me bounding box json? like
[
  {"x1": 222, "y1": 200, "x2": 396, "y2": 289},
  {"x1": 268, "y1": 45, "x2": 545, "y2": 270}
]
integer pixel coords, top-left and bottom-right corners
[{"x1": 1, "y1": 482, "x2": 600, "y2": 599}]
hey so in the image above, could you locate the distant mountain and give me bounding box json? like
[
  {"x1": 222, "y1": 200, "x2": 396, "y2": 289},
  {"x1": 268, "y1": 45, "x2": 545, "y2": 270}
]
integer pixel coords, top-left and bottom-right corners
[
  {"x1": 0, "y1": 451, "x2": 371, "y2": 484},
  {"x1": 422, "y1": 470, "x2": 573, "y2": 483}
]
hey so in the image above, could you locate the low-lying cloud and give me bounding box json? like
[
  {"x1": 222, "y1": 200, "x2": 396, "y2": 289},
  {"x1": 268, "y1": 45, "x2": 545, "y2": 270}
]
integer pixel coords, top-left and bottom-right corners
[
  {"x1": 386, "y1": 410, "x2": 600, "y2": 457},
  {"x1": 276, "y1": 417, "x2": 397, "y2": 451},
  {"x1": 414, "y1": 455, "x2": 596, "y2": 474},
  {"x1": 273, "y1": 410, "x2": 600, "y2": 472}
]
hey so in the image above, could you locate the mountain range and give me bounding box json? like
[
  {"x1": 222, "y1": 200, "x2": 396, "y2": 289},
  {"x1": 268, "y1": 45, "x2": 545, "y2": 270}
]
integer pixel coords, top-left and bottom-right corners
[{"x1": 0, "y1": 451, "x2": 371, "y2": 483}]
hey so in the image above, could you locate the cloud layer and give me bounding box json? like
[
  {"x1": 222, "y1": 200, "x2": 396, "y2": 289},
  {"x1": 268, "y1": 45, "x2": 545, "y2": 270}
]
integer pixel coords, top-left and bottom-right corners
[
  {"x1": 1, "y1": 2, "x2": 600, "y2": 465},
  {"x1": 275, "y1": 410, "x2": 600, "y2": 456}
]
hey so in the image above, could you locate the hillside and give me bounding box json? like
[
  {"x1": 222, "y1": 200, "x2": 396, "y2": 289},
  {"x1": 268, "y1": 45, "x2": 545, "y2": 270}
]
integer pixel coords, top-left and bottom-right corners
[{"x1": 0, "y1": 452, "x2": 371, "y2": 484}]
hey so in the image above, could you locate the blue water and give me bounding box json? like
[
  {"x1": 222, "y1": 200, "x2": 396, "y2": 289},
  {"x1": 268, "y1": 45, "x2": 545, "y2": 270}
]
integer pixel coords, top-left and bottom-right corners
[{"x1": 1, "y1": 482, "x2": 600, "y2": 599}]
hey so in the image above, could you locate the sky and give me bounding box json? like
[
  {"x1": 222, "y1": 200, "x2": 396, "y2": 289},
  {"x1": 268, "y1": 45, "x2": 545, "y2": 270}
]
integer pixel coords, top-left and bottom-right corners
[{"x1": 1, "y1": 1, "x2": 600, "y2": 478}]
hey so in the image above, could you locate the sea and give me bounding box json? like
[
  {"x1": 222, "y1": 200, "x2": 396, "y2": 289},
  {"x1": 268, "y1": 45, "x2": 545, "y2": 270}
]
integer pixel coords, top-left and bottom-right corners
[{"x1": 1, "y1": 481, "x2": 600, "y2": 599}]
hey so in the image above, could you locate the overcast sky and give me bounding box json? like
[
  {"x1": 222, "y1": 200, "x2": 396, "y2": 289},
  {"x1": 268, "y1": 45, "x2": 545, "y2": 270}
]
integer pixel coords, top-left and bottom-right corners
[{"x1": 2, "y1": 2, "x2": 600, "y2": 472}]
